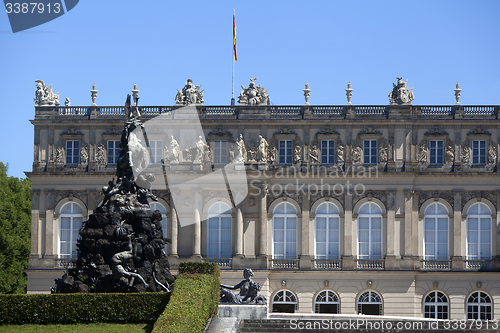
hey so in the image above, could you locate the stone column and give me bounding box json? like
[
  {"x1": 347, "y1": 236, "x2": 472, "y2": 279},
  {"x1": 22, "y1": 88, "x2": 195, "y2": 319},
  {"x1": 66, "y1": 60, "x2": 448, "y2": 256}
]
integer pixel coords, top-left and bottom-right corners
[
  {"x1": 44, "y1": 191, "x2": 55, "y2": 258},
  {"x1": 258, "y1": 183, "x2": 268, "y2": 257},
  {"x1": 342, "y1": 193, "x2": 354, "y2": 269},
  {"x1": 385, "y1": 191, "x2": 396, "y2": 269},
  {"x1": 299, "y1": 189, "x2": 311, "y2": 269},
  {"x1": 191, "y1": 189, "x2": 202, "y2": 259},
  {"x1": 452, "y1": 192, "x2": 463, "y2": 270},
  {"x1": 30, "y1": 190, "x2": 41, "y2": 257},
  {"x1": 235, "y1": 191, "x2": 244, "y2": 257},
  {"x1": 402, "y1": 190, "x2": 416, "y2": 269},
  {"x1": 170, "y1": 206, "x2": 179, "y2": 258}
]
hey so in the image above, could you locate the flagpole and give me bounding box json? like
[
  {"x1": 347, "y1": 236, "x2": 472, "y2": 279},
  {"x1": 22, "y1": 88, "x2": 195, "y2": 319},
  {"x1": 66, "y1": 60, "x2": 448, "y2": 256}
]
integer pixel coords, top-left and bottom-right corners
[{"x1": 231, "y1": 9, "x2": 235, "y2": 106}]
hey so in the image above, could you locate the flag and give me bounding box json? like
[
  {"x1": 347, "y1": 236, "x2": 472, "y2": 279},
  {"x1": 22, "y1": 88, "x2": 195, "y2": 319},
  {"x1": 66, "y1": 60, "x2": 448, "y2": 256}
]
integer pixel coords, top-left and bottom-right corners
[{"x1": 233, "y1": 12, "x2": 237, "y2": 62}]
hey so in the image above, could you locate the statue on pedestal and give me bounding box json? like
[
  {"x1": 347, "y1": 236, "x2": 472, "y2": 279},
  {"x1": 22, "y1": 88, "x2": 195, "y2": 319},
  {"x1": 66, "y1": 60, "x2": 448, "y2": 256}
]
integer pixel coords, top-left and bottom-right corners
[
  {"x1": 175, "y1": 79, "x2": 204, "y2": 105},
  {"x1": 235, "y1": 134, "x2": 247, "y2": 163},
  {"x1": 220, "y1": 268, "x2": 266, "y2": 305},
  {"x1": 194, "y1": 135, "x2": 209, "y2": 163},
  {"x1": 257, "y1": 135, "x2": 268, "y2": 162},
  {"x1": 238, "y1": 78, "x2": 269, "y2": 105},
  {"x1": 388, "y1": 77, "x2": 414, "y2": 105}
]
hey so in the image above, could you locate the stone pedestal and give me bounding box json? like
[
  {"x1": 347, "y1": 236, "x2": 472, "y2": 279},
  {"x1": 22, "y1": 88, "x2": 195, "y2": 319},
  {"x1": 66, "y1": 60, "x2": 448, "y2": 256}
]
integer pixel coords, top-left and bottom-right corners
[{"x1": 218, "y1": 304, "x2": 268, "y2": 319}]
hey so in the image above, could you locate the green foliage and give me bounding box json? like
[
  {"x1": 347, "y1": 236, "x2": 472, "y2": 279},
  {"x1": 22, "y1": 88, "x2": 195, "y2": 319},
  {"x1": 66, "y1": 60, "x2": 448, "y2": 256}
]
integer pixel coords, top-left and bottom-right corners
[
  {"x1": 0, "y1": 162, "x2": 31, "y2": 294},
  {"x1": 0, "y1": 293, "x2": 170, "y2": 325},
  {"x1": 153, "y1": 262, "x2": 220, "y2": 333}
]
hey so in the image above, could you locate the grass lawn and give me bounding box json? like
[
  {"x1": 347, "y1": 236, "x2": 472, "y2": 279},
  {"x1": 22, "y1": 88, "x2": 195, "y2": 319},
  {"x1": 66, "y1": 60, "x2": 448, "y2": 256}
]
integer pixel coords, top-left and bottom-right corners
[{"x1": 0, "y1": 323, "x2": 154, "y2": 333}]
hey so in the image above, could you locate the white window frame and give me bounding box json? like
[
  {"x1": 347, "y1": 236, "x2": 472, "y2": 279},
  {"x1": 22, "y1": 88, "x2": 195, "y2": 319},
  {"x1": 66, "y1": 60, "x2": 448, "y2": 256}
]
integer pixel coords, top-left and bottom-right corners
[
  {"x1": 363, "y1": 140, "x2": 377, "y2": 165},
  {"x1": 150, "y1": 202, "x2": 168, "y2": 254},
  {"x1": 423, "y1": 291, "x2": 449, "y2": 319},
  {"x1": 357, "y1": 202, "x2": 383, "y2": 260},
  {"x1": 467, "y1": 203, "x2": 492, "y2": 260},
  {"x1": 467, "y1": 291, "x2": 493, "y2": 320},
  {"x1": 213, "y1": 140, "x2": 228, "y2": 164},
  {"x1": 149, "y1": 140, "x2": 163, "y2": 164},
  {"x1": 357, "y1": 290, "x2": 383, "y2": 315},
  {"x1": 472, "y1": 140, "x2": 487, "y2": 165},
  {"x1": 59, "y1": 202, "x2": 84, "y2": 259},
  {"x1": 207, "y1": 202, "x2": 232, "y2": 258},
  {"x1": 279, "y1": 140, "x2": 293, "y2": 165},
  {"x1": 66, "y1": 140, "x2": 79, "y2": 165},
  {"x1": 107, "y1": 140, "x2": 121, "y2": 165},
  {"x1": 424, "y1": 203, "x2": 449, "y2": 260},
  {"x1": 314, "y1": 290, "x2": 340, "y2": 314},
  {"x1": 315, "y1": 202, "x2": 340, "y2": 259},
  {"x1": 273, "y1": 202, "x2": 297, "y2": 259},
  {"x1": 429, "y1": 140, "x2": 444, "y2": 165},
  {"x1": 321, "y1": 140, "x2": 335, "y2": 164},
  {"x1": 272, "y1": 289, "x2": 298, "y2": 313}
]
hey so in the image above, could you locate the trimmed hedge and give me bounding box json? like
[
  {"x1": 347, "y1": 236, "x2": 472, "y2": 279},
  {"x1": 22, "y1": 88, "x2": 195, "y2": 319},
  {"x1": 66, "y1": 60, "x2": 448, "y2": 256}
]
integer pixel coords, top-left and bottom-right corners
[
  {"x1": 152, "y1": 262, "x2": 220, "y2": 333},
  {"x1": 0, "y1": 293, "x2": 170, "y2": 325}
]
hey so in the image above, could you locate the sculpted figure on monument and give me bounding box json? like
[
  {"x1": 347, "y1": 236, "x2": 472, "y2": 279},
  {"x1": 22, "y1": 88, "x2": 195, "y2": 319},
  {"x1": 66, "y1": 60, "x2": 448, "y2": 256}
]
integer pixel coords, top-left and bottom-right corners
[
  {"x1": 238, "y1": 78, "x2": 269, "y2": 105},
  {"x1": 194, "y1": 135, "x2": 209, "y2": 163},
  {"x1": 257, "y1": 135, "x2": 269, "y2": 162},
  {"x1": 235, "y1": 134, "x2": 247, "y2": 163},
  {"x1": 388, "y1": 77, "x2": 414, "y2": 105},
  {"x1": 175, "y1": 79, "x2": 204, "y2": 105},
  {"x1": 220, "y1": 268, "x2": 267, "y2": 305},
  {"x1": 165, "y1": 135, "x2": 180, "y2": 163},
  {"x1": 34, "y1": 80, "x2": 60, "y2": 106}
]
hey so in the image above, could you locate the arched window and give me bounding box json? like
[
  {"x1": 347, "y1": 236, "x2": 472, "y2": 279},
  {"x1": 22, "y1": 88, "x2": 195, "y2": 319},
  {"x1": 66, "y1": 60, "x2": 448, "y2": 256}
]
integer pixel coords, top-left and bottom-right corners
[
  {"x1": 150, "y1": 202, "x2": 168, "y2": 254},
  {"x1": 357, "y1": 202, "x2": 382, "y2": 259},
  {"x1": 467, "y1": 291, "x2": 492, "y2": 320},
  {"x1": 467, "y1": 203, "x2": 492, "y2": 260},
  {"x1": 207, "y1": 202, "x2": 232, "y2": 258},
  {"x1": 59, "y1": 202, "x2": 84, "y2": 258},
  {"x1": 357, "y1": 290, "x2": 383, "y2": 315},
  {"x1": 423, "y1": 291, "x2": 449, "y2": 319},
  {"x1": 315, "y1": 290, "x2": 340, "y2": 314},
  {"x1": 273, "y1": 202, "x2": 297, "y2": 259},
  {"x1": 315, "y1": 202, "x2": 340, "y2": 259},
  {"x1": 272, "y1": 289, "x2": 297, "y2": 313},
  {"x1": 424, "y1": 203, "x2": 449, "y2": 260}
]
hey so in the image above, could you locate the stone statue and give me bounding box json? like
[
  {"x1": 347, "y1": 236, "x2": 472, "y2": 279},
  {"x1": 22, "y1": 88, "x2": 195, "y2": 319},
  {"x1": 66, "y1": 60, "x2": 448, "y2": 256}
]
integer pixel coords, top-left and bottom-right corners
[
  {"x1": 34, "y1": 80, "x2": 60, "y2": 106},
  {"x1": 65, "y1": 98, "x2": 71, "y2": 106},
  {"x1": 96, "y1": 143, "x2": 106, "y2": 165},
  {"x1": 346, "y1": 82, "x2": 353, "y2": 105},
  {"x1": 388, "y1": 77, "x2": 414, "y2": 105},
  {"x1": 417, "y1": 139, "x2": 428, "y2": 165},
  {"x1": 111, "y1": 234, "x2": 149, "y2": 289},
  {"x1": 294, "y1": 145, "x2": 302, "y2": 164},
  {"x1": 337, "y1": 144, "x2": 345, "y2": 163},
  {"x1": 175, "y1": 79, "x2": 204, "y2": 105},
  {"x1": 309, "y1": 144, "x2": 319, "y2": 163},
  {"x1": 194, "y1": 135, "x2": 208, "y2": 163},
  {"x1": 165, "y1": 135, "x2": 180, "y2": 163},
  {"x1": 238, "y1": 78, "x2": 269, "y2": 106},
  {"x1": 454, "y1": 82, "x2": 462, "y2": 105},
  {"x1": 235, "y1": 134, "x2": 247, "y2": 163},
  {"x1": 303, "y1": 83, "x2": 311, "y2": 105},
  {"x1": 91, "y1": 83, "x2": 98, "y2": 106},
  {"x1": 220, "y1": 268, "x2": 266, "y2": 305},
  {"x1": 257, "y1": 135, "x2": 268, "y2": 162},
  {"x1": 80, "y1": 146, "x2": 89, "y2": 164},
  {"x1": 55, "y1": 147, "x2": 64, "y2": 164}
]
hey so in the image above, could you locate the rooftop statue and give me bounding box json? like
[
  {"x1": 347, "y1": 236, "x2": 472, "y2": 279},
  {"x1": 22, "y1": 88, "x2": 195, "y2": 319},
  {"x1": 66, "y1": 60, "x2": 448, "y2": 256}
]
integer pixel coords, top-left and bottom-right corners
[
  {"x1": 220, "y1": 268, "x2": 267, "y2": 305},
  {"x1": 238, "y1": 78, "x2": 269, "y2": 106},
  {"x1": 34, "y1": 80, "x2": 60, "y2": 106},
  {"x1": 175, "y1": 79, "x2": 204, "y2": 105},
  {"x1": 388, "y1": 77, "x2": 414, "y2": 105}
]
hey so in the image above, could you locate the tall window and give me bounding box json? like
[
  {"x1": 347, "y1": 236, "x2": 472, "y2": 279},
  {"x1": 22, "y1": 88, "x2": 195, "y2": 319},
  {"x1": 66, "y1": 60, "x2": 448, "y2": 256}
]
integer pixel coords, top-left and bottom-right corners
[
  {"x1": 59, "y1": 202, "x2": 84, "y2": 258},
  {"x1": 429, "y1": 140, "x2": 444, "y2": 165},
  {"x1": 207, "y1": 202, "x2": 232, "y2": 258},
  {"x1": 149, "y1": 140, "x2": 163, "y2": 164},
  {"x1": 107, "y1": 140, "x2": 120, "y2": 164},
  {"x1": 472, "y1": 140, "x2": 486, "y2": 165},
  {"x1": 150, "y1": 202, "x2": 168, "y2": 254},
  {"x1": 66, "y1": 140, "x2": 79, "y2": 164},
  {"x1": 279, "y1": 140, "x2": 293, "y2": 165},
  {"x1": 315, "y1": 202, "x2": 340, "y2": 259},
  {"x1": 321, "y1": 140, "x2": 335, "y2": 164},
  {"x1": 424, "y1": 291, "x2": 449, "y2": 319},
  {"x1": 272, "y1": 290, "x2": 297, "y2": 313},
  {"x1": 467, "y1": 203, "x2": 492, "y2": 260},
  {"x1": 363, "y1": 140, "x2": 377, "y2": 165},
  {"x1": 467, "y1": 291, "x2": 492, "y2": 320},
  {"x1": 424, "y1": 203, "x2": 449, "y2": 260},
  {"x1": 273, "y1": 202, "x2": 297, "y2": 259},
  {"x1": 357, "y1": 291, "x2": 382, "y2": 315},
  {"x1": 357, "y1": 202, "x2": 382, "y2": 259},
  {"x1": 213, "y1": 141, "x2": 228, "y2": 164},
  {"x1": 315, "y1": 290, "x2": 340, "y2": 314}
]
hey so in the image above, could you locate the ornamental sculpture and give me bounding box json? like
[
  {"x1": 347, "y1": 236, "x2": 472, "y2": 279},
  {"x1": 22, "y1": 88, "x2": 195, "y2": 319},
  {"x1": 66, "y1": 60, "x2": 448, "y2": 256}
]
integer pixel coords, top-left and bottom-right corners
[
  {"x1": 388, "y1": 77, "x2": 414, "y2": 105},
  {"x1": 257, "y1": 135, "x2": 269, "y2": 162},
  {"x1": 175, "y1": 79, "x2": 204, "y2": 105},
  {"x1": 238, "y1": 78, "x2": 269, "y2": 105},
  {"x1": 235, "y1": 134, "x2": 247, "y2": 163},
  {"x1": 220, "y1": 268, "x2": 266, "y2": 305},
  {"x1": 34, "y1": 80, "x2": 60, "y2": 106}
]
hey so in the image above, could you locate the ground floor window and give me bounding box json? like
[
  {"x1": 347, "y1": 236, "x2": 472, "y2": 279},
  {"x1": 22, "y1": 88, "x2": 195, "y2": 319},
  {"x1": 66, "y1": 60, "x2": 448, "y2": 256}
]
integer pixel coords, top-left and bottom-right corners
[
  {"x1": 357, "y1": 290, "x2": 382, "y2": 315},
  {"x1": 315, "y1": 290, "x2": 339, "y2": 314},
  {"x1": 467, "y1": 291, "x2": 492, "y2": 320},
  {"x1": 272, "y1": 290, "x2": 297, "y2": 313},
  {"x1": 424, "y1": 291, "x2": 449, "y2": 319}
]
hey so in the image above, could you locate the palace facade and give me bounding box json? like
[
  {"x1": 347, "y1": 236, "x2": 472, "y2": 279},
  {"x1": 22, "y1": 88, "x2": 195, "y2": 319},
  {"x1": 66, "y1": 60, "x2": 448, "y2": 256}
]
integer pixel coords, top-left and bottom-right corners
[{"x1": 26, "y1": 80, "x2": 500, "y2": 320}]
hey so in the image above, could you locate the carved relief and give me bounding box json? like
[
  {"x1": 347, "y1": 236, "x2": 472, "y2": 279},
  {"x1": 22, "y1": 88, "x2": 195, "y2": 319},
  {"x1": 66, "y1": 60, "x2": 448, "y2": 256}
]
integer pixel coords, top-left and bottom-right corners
[
  {"x1": 445, "y1": 137, "x2": 454, "y2": 164},
  {"x1": 309, "y1": 144, "x2": 319, "y2": 163},
  {"x1": 353, "y1": 190, "x2": 387, "y2": 208},
  {"x1": 378, "y1": 137, "x2": 388, "y2": 163},
  {"x1": 461, "y1": 140, "x2": 471, "y2": 166},
  {"x1": 80, "y1": 146, "x2": 89, "y2": 165},
  {"x1": 418, "y1": 190, "x2": 455, "y2": 210},
  {"x1": 352, "y1": 137, "x2": 362, "y2": 164},
  {"x1": 417, "y1": 139, "x2": 428, "y2": 165},
  {"x1": 96, "y1": 143, "x2": 106, "y2": 165},
  {"x1": 55, "y1": 146, "x2": 65, "y2": 164},
  {"x1": 293, "y1": 145, "x2": 302, "y2": 164},
  {"x1": 488, "y1": 141, "x2": 497, "y2": 165},
  {"x1": 461, "y1": 191, "x2": 497, "y2": 210},
  {"x1": 337, "y1": 139, "x2": 345, "y2": 163},
  {"x1": 266, "y1": 191, "x2": 302, "y2": 211}
]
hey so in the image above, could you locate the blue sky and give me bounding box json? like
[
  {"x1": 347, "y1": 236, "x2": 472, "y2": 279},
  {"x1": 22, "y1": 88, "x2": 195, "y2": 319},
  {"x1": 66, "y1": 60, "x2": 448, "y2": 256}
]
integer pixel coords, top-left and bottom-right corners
[{"x1": 1, "y1": 0, "x2": 500, "y2": 179}]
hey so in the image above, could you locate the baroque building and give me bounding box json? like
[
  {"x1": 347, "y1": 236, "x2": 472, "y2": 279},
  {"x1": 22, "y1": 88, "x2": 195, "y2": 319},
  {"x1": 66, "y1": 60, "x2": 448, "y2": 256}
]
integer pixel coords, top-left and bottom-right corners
[{"x1": 26, "y1": 79, "x2": 500, "y2": 320}]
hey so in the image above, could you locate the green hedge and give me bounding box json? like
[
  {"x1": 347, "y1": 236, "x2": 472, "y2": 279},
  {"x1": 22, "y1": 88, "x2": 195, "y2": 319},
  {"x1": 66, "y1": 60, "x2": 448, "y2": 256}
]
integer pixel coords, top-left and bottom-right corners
[
  {"x1": 153, "y1": 262, "x2": 220, "y2": 333},
  {"x1": 0, "y1": 293, "x2": 170, "y2": 325}
]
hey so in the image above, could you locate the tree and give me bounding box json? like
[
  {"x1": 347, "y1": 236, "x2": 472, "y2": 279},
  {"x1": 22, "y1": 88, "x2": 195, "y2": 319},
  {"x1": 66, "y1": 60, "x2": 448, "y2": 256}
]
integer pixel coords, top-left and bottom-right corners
[{"x1": 0, "y1": 162, "x2": 31, "y2": 293}]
